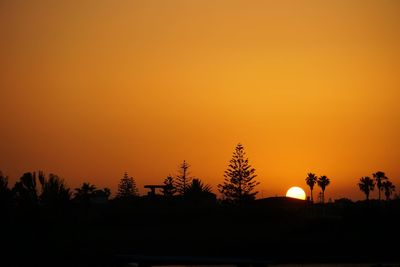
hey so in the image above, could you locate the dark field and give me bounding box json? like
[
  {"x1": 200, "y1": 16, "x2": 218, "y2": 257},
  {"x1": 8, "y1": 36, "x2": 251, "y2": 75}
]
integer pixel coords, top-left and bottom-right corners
[{"x1": 1, "y1": 198, "x2": 400, "y2": 266}]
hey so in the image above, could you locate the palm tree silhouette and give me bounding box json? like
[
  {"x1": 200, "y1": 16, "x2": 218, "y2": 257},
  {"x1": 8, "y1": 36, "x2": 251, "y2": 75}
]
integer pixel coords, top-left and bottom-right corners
[
  {"x1": 305, "y1": 173, "x2": 318, "y2": 202},
  {"x1": 74, "y1": 182, "x2": 97, "y2": 203},
  {"x1": 317, "y1": 175, "x2": 330, "y2": 203},
  {"x1": 39, "y1": 173, "x2": 71, "y2": 205},
  {"x1": 372, "y1": 171, "x2": 387, "y2": 201},
  {"x1": 13, "y1": 172, "x2": 39, "y2": 206},
  {"x1": 186, "y1": 179, "x2": 212, "y2": 195},
  {"x1": 358, "y1": 176, "x2": 375, "y2": 200},
  {"x1": 185, "y1": 178, "x2": 215, "y2": 204},
  {"x1": 382, "y1": 180, "x2": 395, "y2": 200}
]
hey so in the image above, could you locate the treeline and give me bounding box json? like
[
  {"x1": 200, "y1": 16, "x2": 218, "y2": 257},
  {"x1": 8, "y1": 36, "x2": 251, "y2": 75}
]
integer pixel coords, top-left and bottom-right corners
[
  {"x1": 304, "y1": 171, "x2": 397, "y2": 204},
  {"x1": 0, "y1": 143, "x2": 259, "y2": 208},
  {"x1": 0, "y1": 143, "x2": 398, "y2": 209}
]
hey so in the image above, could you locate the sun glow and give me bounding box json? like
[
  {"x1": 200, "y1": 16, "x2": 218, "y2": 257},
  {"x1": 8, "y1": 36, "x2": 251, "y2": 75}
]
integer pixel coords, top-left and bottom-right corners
[{"x1": 286, "y1": 187, "x2": 306, "y2": 200}]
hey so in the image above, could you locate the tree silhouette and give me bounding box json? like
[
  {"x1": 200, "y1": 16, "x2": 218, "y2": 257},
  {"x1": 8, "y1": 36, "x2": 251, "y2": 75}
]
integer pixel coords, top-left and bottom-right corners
[
  {"x1": 102, "y1": 187, "x2": 111, "y2": 198},
  {"x1": 74, "y1": 182, "x2": 97, "y2": 204},
  {"x1": 382, "y1": 180, "x2": 395, "y2": 200},
  {"x1": 185, "y1": 178, "x2": 215, "y2": 204},
  {"x1": 13, "y1": 172, "x2": 40, "y2": 206},
  {"x1": 358, "y1": 176, "x2": 375, "y2": 200},
  {"x1": 305, "y1": 173, "x2": 318, "y2": 202},
  {"x1": 162, "y1": 175, "x2": 176, "y2": 197},
  {"x1": 218, "y1": 143, "x2": 260, "y2": 203},
  {"x1": 39, "y1": 173, "x2": 71, "y2": 206},
  {"x1": 373, "y1": 171, "x2": 387, "y2": 201},
  {"x1": 317, "y1": 175, "x2": 330, "y2": 203},
  {"x1": 0, "y1": 171, "x2": 12, "y2": 206},
  {"x1": 186, "y1": 179, "x2": 212, "y2": 195},
  {"x1": 116, "y1": 172, "x2": 138, "y2": 199},
  {"x1": 92, "y1": 187, "x2": 111, "y2": 201},
  {"x1": 175, "y1": 160, "x2": 192, "y2": 195}
]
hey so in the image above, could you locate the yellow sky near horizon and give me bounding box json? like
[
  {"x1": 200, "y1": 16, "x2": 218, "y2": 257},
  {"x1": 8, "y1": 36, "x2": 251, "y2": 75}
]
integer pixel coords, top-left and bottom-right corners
[{"x1": 1, "y1": 0, "x2": 399, "y2": 200}]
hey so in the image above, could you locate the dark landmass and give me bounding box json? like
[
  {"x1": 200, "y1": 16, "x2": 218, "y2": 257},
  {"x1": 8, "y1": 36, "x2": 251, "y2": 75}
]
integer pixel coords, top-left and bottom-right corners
[{"x1": 1, "y1": 197, "x2": 400, "y2": 266}]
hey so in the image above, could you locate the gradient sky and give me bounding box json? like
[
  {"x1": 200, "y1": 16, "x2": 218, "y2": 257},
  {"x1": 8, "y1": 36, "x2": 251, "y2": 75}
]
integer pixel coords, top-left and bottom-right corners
[{"x1": 1, "y1": 0, "x2": 399, "y2": 200}]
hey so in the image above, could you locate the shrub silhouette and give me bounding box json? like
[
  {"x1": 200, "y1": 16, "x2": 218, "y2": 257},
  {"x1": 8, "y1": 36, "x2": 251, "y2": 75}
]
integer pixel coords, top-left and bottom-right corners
[{"x1": 185, "y1": 178, "x2": 215, "y2": 204}]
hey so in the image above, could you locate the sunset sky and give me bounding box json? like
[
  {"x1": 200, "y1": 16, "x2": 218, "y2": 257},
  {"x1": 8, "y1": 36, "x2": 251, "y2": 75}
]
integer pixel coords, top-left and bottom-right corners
[{"x1": 1, "y1": 0, "x2": 399, "y2": 200}]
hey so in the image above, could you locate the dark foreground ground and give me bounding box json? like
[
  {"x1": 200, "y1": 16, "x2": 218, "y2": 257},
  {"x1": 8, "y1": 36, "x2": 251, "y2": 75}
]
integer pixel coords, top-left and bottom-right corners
[{"x1": 1, "y1": 198, "x2": 400, "y2": 266}]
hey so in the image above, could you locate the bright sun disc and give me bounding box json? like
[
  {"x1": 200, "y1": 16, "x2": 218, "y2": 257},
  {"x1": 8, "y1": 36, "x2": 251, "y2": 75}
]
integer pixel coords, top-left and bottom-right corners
[{"x1": 286, "y1": 186, "x2": 306, "y2": 200}]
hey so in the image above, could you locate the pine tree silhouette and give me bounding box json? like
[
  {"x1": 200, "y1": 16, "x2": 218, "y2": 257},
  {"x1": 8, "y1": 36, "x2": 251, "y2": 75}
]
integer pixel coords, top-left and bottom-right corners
[
  {"x1": 175, "y1": 160, "x2": 192, "y2": 195},
  {"x1": 116, "y1": 172, "x2": 139, "y2": 199},
  {"x1": 218, "y1": 143, "x2": 260, "y2": 203}
]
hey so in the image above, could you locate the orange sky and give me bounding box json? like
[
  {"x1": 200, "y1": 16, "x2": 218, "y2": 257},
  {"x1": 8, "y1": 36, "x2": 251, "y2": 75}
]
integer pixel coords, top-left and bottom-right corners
[{"x1": 1, "y1": 0, "x2": 399, "y2": 200}]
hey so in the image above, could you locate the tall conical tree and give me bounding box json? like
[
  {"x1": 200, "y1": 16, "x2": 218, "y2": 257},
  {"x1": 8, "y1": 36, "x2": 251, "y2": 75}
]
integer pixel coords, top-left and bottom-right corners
[
  {"x1": 116, "y1": 172, "x2": 139, "y2": 199},
  {"x1": 175, "y1": 160, "x2": 192, "y2": 195},
  {"x1": 218, "y1": 143, "x2": 260, "y2": 203},
  {"x1": 358, "y1": 176, "x2": 375, "y2": 200},
  {"x1": 372, "y1": 171, "x2": 387, "y2": 201},
  {"x1": 305, "y1": 173, "x2": 318, "y2": 202}
]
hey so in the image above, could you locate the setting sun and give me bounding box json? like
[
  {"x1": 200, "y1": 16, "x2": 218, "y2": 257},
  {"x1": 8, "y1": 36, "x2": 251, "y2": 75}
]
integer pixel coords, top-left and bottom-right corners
[{"x1": 286, "y1": 187, "x2": 306, "y2": 200}]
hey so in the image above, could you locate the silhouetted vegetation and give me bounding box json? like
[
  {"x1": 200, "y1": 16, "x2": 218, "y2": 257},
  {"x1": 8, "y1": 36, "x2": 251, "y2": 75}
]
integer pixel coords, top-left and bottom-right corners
[
  {"x1": 39, "y1": 173, "x2": 71, "y2": 207},
  {"x1": 74, "y1": 182, "x2": 97, "y2": 202},
  {"x1": 175, "y1": 160, "x2": 191, "y2": 195},
  {"x1": 13, "y1": 171, "x2": 40, "y2": 206},
  {"x1": 305, "y1": 172, "x2": 318, "y2": 202},
  {"x1": 358, "y1": 171, "x2": 396, "y2": 201},
  {"x1": 373, "y1": 171, "x2": 388, "y2": 200},
  {"x1": 184, "y1": 178, "x2": 215, "y2": 204},
  {"x1": 317, "y1": 175, "x2": 330, "y2": 203},
  {"x1": 358, "y1": 176, "x2": 375, "y2": 200},
  {"x1": 116, "y1": 172, "x2": 139, "y2": 199},
  {"x1": 1, "y1": 149, "x2": 400, "y2": 266},
  {"x1": 162, "y1": 175, "x2": 176, "y2": 197},
  {"x1": 218, "y1": 143, "x2": 260, "y2": 203},
  {"x1": 0, "y1": 171, "x2": 12, "y2": 206},
  {"x1": 382, "y1": 180, "x2": 395, "y2": 200},
  {"x1": 73, "y1": 182, "x2": 110, "y2": 206}
]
